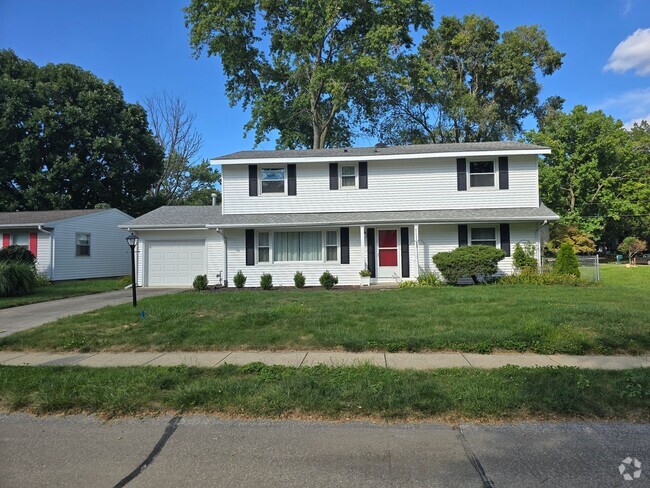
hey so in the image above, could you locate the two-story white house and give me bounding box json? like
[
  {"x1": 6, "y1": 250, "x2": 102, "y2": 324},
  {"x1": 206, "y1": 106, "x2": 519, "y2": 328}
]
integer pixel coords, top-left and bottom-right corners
[{"x1": 122, "y1": 141, "x2": 559, "y2": 287}]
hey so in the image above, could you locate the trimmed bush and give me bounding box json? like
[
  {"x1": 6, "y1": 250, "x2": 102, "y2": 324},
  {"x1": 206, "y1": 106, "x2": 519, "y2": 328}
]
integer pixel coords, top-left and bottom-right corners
[
  {"x1": 432, "y1": 245, "x2": 506, "y2": 284},
  {"x1": 513, "y1": 242, "x2": 538, "y2": 272},
  {"x1": 554, "y1": 242, "x2": 580, "y2": 277},
  {"x1": 193, "y1": 274, "x2": 208, "y2": 291},
  {"x1": 0, "y1": 245, "x2": 36, "y2": 267},
  {"x1": 233, "y1": 270, "x2": 247, "y2": 288},
  {"x1": 0, "y1": 262, "x2": 37, "y2": 297},
  {"x1": 319, "y1": 270, "x2": 338, "y2": 290},
  {"x1": 294, "y1": 271, "x2": 306, "y2": 288},
  {"x1": 260, "y1": 273, "x2": 273, "y2": 290}
]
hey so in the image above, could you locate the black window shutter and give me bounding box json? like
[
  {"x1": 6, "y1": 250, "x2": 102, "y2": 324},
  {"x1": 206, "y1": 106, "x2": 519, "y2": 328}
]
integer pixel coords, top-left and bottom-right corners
[
  {"x1": 458, "y1": 224, "x2": 468, "y2": 247},
  {"x1": 340, "y1": 227, "x2": 350, "y2": 264},
  {"x1": 359, "y1": 162, "x2": 368, "y2": 189},
  {"x1": 500, "y1": 223, "x2": 511, "y2": 256},
  {"x1": 248, "y1": 165, "x2": 258, "y2": 196},
  {"x1": 400, "y1": 227, "x2": 410, "y2": 278},
  {"x1": 288, "y1": 164, "x2": 297, "y2": 196},
  {"x1": 499, "y1": 156, "x2": 509, "y2": 190},
  {"x1": 329, "y1": 163, "x2": 338, "y2": 190},
  {"x1": 245, "y1": 229, "x2": 255, "y2": 266},
  {"x1": 367, "y1": 228, "x2": 376, "y2": 278},
  {"x1": 457, "y1": 158, "x2": 467, "y2": 191}
]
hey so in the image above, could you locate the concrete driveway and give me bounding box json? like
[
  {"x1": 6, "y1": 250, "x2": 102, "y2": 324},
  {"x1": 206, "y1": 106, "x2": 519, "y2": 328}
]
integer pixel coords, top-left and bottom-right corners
[
  {"x1": 0, "y1": 288, "x2": 185, "y2": 337},
  {"x1": 0, "y1": 414, "x2": 647, "y2": 487}
]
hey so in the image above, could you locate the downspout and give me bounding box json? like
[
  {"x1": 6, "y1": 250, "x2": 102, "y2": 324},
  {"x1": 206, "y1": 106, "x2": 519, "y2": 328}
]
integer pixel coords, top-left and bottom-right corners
[
  {"x1": 214, "y1": 228, "x2": 228, "y2": 287},
  {"x1": 38, "y1": 225, "x2": 54, "y2": 280},
  {"x1": 414, "y1": 224, "x2": 420, "y2": 278}
]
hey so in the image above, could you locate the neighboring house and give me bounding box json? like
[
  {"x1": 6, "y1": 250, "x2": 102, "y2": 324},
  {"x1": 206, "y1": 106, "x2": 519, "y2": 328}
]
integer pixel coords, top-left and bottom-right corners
[
  {"x1": 122, "y1": 142, "x2": 559, "y2": 287},
  {"x1": 0, "y1": 209, "x2": 133, "y2": 280}
]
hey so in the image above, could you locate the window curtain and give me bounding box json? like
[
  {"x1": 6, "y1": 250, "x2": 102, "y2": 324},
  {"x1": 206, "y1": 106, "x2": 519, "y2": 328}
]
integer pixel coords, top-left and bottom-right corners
[{"x1": 273, "y1": 232, "x2": 322, "y2": 261}]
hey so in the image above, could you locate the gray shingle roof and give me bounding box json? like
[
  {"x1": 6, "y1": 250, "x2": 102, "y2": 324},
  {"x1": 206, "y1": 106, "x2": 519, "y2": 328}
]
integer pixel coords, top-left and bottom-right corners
[
  {"x1": 0, "y1": 209, "x2": 110, "y2": 227},
  {"x1": 122, "y1": 204, "x2": 559, "y2": 229},
  {"x1": 215, "y1": 141, "x2": 549, "y2": 161}
]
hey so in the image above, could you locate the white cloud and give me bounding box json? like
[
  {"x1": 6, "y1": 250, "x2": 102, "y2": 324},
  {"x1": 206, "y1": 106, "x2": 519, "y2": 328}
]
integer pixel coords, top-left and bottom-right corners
[
  {"x1": 622, "y1": 0, "x2": 634, "y2": 17},
  {"x1": 605, "y1": 28, "x2": 650, "y2": 75},
  {"x1": 598, "y1": 87, "x2": 650, "y2": 127},
  {"x1": 623, "y1": 114, "x2": 650, "y2": 129}
]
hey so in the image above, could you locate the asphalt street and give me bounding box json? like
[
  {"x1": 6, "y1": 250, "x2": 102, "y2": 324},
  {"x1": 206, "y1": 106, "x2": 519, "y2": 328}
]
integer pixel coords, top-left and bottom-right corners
[{"x1": 0, "y1": 414, "x2": 647, "y2": 487}]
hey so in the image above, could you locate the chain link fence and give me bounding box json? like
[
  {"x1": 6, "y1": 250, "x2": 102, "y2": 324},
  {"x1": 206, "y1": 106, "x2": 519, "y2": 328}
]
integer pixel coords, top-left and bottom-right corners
[{"x1": 542, "y1": 255, "x2": 601, "y2": 282}]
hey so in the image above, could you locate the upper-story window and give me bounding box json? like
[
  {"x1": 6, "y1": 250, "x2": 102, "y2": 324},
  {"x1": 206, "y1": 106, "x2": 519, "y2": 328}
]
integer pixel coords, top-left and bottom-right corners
[
  {"x1": 468, "y1": 160, "x2": 496, "y2": 188},
  {"x1": 340, "y1": 165, "x2": 357, "y2": 188},
  {"x1": 12, "y1": 233, "x2": 29, "y2": 249},
  {"x1": 260, "y1": 167, "x2": 285, "y2": 194}
]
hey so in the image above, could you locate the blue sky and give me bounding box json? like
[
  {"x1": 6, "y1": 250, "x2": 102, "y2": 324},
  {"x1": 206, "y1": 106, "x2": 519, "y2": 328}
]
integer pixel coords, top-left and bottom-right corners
[{"x1": 2, "y1": 0, "x2": 650, "y2": 164}]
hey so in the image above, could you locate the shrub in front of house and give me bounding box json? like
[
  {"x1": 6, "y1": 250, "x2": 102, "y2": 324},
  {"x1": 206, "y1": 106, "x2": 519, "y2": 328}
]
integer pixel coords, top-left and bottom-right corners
[
  {"x1": 260, "y1": 273, "x2": 273, "y2": 290},
  {"x1": 513, "y1": 242, "x2": 538, "y2": 272},
  {"x1": 554, "y1": 242, "x2": 580, "y2": 277},
  {"x1": 294, "y1": 271, "x2": 306, "y2": 288},
  {"x1": 193, "y1": 274, "x2": 208, "y2": 291},
  {"x1": 35, "y1": 271, "x2": 51, "y2": 287},
  {"x1": 319, "y1": 270, "x2": 338, "y2": 290},
  {"x1": 0, "y1": 245, "x2": 36, "y2": 267},
  {"x1": 233, "y1": 270, "x2": 247, "y2": 288},
  {"x1": 398, "y1": 271, "x2": 443, "y2": 288},
  {"x1": 432, "y1": 245, "x2": 506, "y2": 284},
  {"x1": 0, "y1": 261, "x2": 37, "y2": 297},
  {"x1": 496, "y1": 268, "x2": 590, "y2": 286},
  {"x1": 117, "y1": 275, "x2": 132, "y2": 288}
]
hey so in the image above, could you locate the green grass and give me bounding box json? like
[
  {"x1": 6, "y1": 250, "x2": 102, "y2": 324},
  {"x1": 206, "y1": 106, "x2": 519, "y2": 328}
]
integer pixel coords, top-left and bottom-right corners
[
  {"x1": 1, "y1": 264, "x2": 648, "y2": 354},
  {"x1": 0, "y1": 278, "x2": 123, "y2": 309},
  {"x1": 0, "y1": 364, "x2": 647, "y2": 421}
]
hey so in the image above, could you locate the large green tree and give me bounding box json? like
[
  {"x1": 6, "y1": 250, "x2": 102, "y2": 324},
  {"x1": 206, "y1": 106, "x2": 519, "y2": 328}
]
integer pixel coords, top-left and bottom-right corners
[
  {"x1": 184, "y1": 0, "x2": 433, "y2": 149},
  {"x1": 528, "y1": 106, "x2": 650, "y2": 243},
  {"x1": 376, "y1": 15, "x2": 564, "y2": 144},
  {"x1": 0, "y1": 50, "x2": 164, "y2": 216}
]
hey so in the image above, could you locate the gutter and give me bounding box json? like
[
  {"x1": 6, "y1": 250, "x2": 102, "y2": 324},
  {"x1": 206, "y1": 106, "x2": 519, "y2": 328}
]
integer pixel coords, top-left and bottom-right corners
[{"x1": 213, "y1": 228, "x2": 228, "y2": 287}]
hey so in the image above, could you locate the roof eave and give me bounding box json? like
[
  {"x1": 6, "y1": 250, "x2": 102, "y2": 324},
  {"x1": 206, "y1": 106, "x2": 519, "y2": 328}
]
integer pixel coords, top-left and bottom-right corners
[{"x1": 211, "y1": 148, "x2": 551, "y2": 166}]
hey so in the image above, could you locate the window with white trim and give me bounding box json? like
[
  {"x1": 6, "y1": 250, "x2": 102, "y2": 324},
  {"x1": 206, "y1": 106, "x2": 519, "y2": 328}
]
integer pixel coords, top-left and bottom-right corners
[
  {"x1": 470, "y1": 227, "x2": 497, "y2": 247},
  {"x1": 12, "y1": 233, "x2": 29, "y2": 249},
  {"x1": 76, "y1": 233, "x2": 91, "y2": 256},
  {"x1": 340, "y1": 165, "x2": 357, "y2": 188},
  {"x1": 260, "y1": 167, "x2": 286, "y2": 194},
  {"x1": 273, "y1": 231, "x2": 322, "y2": 262},
  {"x1": 468, "y1": 160, "x2": 496, "y2": 188},
  {"x1": 326, "y1": 231, "x2": 338, "y2": 261},
  {"x1": 258, "y1": 232, "x2": 270, "y2": 262}
]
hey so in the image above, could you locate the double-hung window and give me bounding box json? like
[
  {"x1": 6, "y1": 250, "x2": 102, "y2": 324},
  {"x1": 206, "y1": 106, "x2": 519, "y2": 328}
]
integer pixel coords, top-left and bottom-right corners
[
  {"x1": 260, "y1": 167, "x2": 286, "y2": 194},
  {"x1": 470, "y1": 227, "x2": 497, "y2": 247},
  {"x1": 12, "y1": 233, "x2": 29, "y2": 249},
  {"x1": 76, "y1": 233, "x2": 91, "y2": 256},
  {"x1": 325, "y1": 231, "x2": 338, "y2": 261},
  {"x1": 273, "y1": 231, "x2": 322, "y2": 262},
  {"x1": 468, "y1": 160, "x2": 496, "y2": 188},
  {"x1": 340, "y1": 165, "x2": 357, "y2": 188},
  {"x1": 258, "y1": 232, "x2": 270, "y2": 263}
]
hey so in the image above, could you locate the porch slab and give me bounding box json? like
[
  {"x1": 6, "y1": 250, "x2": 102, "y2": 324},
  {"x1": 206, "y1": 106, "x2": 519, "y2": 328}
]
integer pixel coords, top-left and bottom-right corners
[
  {"x1": 462, "y1": 353, "x2": 556, "y2": 368},
  {"x1": 302, "y1": 351, "x2": 385, "y2": 367},
  {"x1": 76, "y1": 352, "x2": 166, "y2": 367},
  {"x1": 220, "y1": 351, "x2": 306, "y2": 367},
  {"x1": 2, "y1": 352, "x2": 94, "y2": 366},
  {"x1": 146, "y1": 352, "x2": 232, "y2": 367},
  {"x1": 386, "y1": 352, "x2": 469, "y2": 370},
  {"x1": 548, "y1": 355, "x2": 646, "y2": 370}
]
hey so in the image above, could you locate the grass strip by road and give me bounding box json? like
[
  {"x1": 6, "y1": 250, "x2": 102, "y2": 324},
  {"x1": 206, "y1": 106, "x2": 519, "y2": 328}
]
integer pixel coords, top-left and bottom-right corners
[
  {"x1": 1, "y1": 265, "x2": 647, "y2": 355},
  {"x1": 0, "y1": 278, "x2": 123, "y2": 309},
  {"x1": 0, "y1": 364, "x2": 647, "y2": 421}
]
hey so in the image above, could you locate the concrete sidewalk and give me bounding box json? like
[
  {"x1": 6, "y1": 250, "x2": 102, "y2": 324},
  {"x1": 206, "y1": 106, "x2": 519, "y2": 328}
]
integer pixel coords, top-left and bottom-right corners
[{"x1": 0, "y1": 350, "x2": 647, "y2": 370}]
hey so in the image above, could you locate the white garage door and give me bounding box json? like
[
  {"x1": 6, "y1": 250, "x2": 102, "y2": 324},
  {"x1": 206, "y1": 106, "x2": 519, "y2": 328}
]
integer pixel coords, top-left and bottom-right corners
[{"x1": 147, "y1": 241, "x2": 205, "y2": 286}]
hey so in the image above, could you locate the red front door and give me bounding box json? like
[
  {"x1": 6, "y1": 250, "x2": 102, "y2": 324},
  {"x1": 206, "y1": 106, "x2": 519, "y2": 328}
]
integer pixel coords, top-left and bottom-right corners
[{"x1": 377, "y1": 229, "x2": 399, "y2": 278}]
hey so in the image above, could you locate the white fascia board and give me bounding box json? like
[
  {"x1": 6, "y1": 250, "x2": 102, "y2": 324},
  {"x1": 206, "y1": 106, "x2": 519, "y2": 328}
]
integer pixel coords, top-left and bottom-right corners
[
  {"x1": 118, "y1": 224, "x2": 209, "y2": 231},
  {"x1": 211, "y1": 149, "x2": 551, "y2": 166},
  {"x1": 0, "y1": 223, "x2": 45, "y2": 229}
]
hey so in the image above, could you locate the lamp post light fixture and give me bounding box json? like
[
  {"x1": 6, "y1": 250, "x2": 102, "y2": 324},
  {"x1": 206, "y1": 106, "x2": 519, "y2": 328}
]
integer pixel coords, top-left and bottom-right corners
[{"x1": 126, "y1": 233, "x2": 139, "y2": 307}]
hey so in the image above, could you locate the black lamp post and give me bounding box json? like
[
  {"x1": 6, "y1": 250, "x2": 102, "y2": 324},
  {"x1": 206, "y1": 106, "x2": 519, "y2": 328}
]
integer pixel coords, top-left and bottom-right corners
[{"x1": 126, "y1": 233, "x2": 138, "y2": 307}]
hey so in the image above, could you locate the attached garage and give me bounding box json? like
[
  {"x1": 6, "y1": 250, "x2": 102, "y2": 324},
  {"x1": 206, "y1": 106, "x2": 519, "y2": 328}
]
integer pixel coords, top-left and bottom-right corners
[{"x1": 146, "y1": 241, "x2": 206, "y2": 286}]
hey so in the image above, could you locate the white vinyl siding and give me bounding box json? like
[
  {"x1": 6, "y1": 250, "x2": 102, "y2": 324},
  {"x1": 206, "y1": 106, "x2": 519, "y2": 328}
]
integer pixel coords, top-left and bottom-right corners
[{"x1": 221, "y1": 155, "x2": 538, "y2": 215}]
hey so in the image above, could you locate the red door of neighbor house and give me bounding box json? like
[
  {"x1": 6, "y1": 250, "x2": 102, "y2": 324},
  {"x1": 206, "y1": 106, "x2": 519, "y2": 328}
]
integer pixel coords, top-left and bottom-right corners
[{"x1": 377, "y1": 229, "x2": 399, "y2": 278}]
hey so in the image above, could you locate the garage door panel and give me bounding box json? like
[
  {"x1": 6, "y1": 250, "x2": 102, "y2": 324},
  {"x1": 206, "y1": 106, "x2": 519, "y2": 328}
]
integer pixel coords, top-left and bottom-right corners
[{"x1": 147, "y1": 241, "x2": 205, "y2": 286}]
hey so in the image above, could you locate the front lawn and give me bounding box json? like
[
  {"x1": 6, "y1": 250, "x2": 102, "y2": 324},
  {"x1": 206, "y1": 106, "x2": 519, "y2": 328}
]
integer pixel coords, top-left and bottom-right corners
[
  {"x1": 0, "y1": 364, "x2": 647, "y2": 421},
  {"x1": 1, "y1": 264, "x2": 647, "y2": 354},
  {"x1": 0, "y1": 278, "x2": 123, "y2": 309}
]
